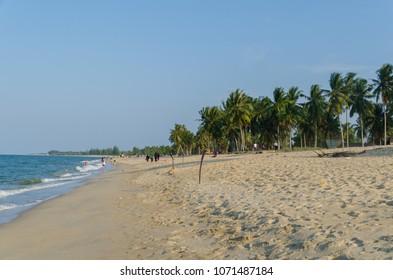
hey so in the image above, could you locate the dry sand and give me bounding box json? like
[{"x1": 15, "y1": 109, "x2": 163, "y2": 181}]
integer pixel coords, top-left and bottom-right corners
[{"x1": 1, "y1": 147, "x2": 393, "y2": 260}]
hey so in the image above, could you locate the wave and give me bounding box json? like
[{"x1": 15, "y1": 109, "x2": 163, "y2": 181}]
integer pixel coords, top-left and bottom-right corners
[
  {"x1": 0, "y1": 201, "x2": 42, "y2": 212},
  {"x1": 42, "y1": 174, "x2": 88, "y2": 183},
  {"x1": 0, "y1": 155, "x2": 106, "y2": 224},
  {"x1": 76, "y1": 162, "x2": 103, "y2": 173},
  {"x1": 0, "y1": 203, "x2": 18, "y2": 211},
  {"x1": 0, "y1": 181, "x2": 68, "y2": 199},
  {"x1": 0, "y1": 160, "x2": 103, "y2": 200},
  {"x1": 18, "y1": 178, "x2": 42, "y2": 185}
]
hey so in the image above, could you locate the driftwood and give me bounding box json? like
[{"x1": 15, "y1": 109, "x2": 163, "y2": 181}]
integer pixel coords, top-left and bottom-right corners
[{"x1": 313, "y1": 150, "x2": 366, "y2": 158}]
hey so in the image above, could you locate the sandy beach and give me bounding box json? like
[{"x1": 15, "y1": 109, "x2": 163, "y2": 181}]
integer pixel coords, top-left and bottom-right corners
[{"x1": 1, "y1": 147, "x2": 393, "y2": 260}]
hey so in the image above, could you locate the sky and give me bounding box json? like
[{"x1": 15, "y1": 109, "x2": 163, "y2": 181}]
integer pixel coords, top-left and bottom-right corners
[{"x1": 1, "y1": 0, "x2": 393, "y2": 154}]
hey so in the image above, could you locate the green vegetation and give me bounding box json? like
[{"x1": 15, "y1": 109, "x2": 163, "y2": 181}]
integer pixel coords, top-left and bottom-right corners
[
  {"x1": 50, "y1": 64, "x2": 393, "y2": 156},
  {"x1": 169, "y1": 63, "x2": 393, "y2": 153},
  {"x1": 48, "y1": 146, "x2": 123, "y2": 156}
]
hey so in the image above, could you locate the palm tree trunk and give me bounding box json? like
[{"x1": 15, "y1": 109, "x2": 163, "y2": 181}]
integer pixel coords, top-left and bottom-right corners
[
  {"x1": 239, "y1": 125, "x2": 245, "y2": 151},
  {"x1": 360, "y1": 116, "x2": 364, "y2": 147},
  {"x1": 234, "y1": 137, "x2": 239, "y2": 152},
  {"x1": 339, "y1": 118, "x2": 345, "y2": 150},
  {"x1": 346, "y1": 108, "x2": 349, "y2": 148},
  {"x1": 300, "y1": 133, "x2": 303, "y2": 148},
  {"x1": 384, "y1": 105, "x2": 387, "y2": 145},
  {"x1": 314, "y1": 123, "x2": 318, "y2": 148}
]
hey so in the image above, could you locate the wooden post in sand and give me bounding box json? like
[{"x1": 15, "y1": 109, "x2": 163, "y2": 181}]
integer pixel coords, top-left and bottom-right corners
[
  {"x1": 170, "y1": 154, "x2": 175, "y2": 170},
  {"x1": 199, "y1": 149, "x2": 206, "y2": 184},
  {"x1": 167, "y1": 154, "x2": 176, "y2": 175}
]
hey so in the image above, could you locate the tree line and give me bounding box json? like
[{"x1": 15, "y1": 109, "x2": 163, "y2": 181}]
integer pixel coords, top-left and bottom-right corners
[
  {"x1": 168, "y1": 63, "x2": 393, "y2": 154},
  {"x1": 48, "y1": 146, "x2": 122, "y2": 156},
  {"x1": 48, "y1": 64, "x2": 393, "y2": 156}
]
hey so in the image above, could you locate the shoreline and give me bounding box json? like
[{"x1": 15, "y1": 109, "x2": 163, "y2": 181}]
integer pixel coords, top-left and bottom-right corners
[
  {"x1": 1, "y1": 147, "x2": 393, "y2": 259},
  {"x1": 0, "y1": 164, "x2": 129, "y2": 259},
  {"x1": 0, "y1": 156, "x2": 107, "y2": 225}
]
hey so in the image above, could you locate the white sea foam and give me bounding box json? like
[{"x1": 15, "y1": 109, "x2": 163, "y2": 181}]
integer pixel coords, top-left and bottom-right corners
[
  {"x1": 0, "y1": 203, "x2": 18, "y2": 211},
  {"x1": 0, "y1": 155, "x2": 106, "y2": 224},
  {"x1": 76, "y1": 163, "x2": 103, "y2": 173},
  {"x1": 0, "y1": 201, "x2": 42, "y2": 212},
  {"x1": 42, "y1": 174, "x2": 88, "y2": 183},
  {"x1": 0, "y1": 182, "x2": 68, "y2": 199}
]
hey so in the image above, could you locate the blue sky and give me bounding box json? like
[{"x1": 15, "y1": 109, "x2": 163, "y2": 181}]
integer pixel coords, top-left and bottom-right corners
[{"x1": 1, "y1": 0, "x2": 393, "y2": 154}]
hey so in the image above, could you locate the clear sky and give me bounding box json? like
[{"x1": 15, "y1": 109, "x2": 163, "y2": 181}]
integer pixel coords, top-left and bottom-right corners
[{"x1": 1, "y1": 0, "x2": 393, "y2": 154}]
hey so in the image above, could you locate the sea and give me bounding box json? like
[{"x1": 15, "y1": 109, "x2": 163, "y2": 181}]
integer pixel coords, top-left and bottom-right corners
[{"x1": 0, "y1": 154, "x2": 109, "y2": 224}]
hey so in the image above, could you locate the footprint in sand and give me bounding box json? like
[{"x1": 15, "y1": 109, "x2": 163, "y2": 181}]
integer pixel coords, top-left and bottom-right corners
[{"x1": 351, "y1": 237, "x2": 364, "y2": 247}]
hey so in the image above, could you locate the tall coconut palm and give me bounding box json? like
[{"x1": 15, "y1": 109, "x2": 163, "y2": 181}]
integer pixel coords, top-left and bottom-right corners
[
  {"x1": 349, "y1": 78, "x2": 373, "y2": 147},
  {"x1": 343, "y1": 72, "x2": 357, "y2": 147},
  {"x1": 199, "y1": 106, "x2": 223, "y2": 152},
  {"x1": 252, "y1": 96, "x2": 275, "y2": 147},
  {"x1": 322, "y1": 110, "x2": 341, "y2": 143},
  {"x1": 326, "y1": 73, "x2": 351, "y2": 149},
  {"x1": 222, "y1": 89, "x2": 254, "y2": 151},
  {"x1": 296, "y1": 103, "x2": 312, "y2": 148},
  {"x1": 373, "y1": 64, "x2": 393, "y2": 145},
  {"x1": 169, "y1": 124, "x2": 191, "y2": 155},
  {"x1": 364, "y1": 103, "x2": 387, "y2": 145},
  {"x1": 271, "y1": 87, "x2": 288, "y2": 150},
  {"x1": 303, "y1": 84, "x2": 327, "y2": 147},
  {"x1": 285, "y1": 86, "x2": 302, "y2": 148}
]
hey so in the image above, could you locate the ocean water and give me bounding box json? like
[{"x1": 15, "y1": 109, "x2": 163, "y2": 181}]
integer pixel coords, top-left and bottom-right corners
[{"x1": 0, "y1": 155, "x2": 109, "y2": 224}]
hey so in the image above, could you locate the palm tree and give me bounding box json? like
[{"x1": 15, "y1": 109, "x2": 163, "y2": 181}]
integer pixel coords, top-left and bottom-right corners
[
  {"x1": 251, "y1": 96, "x2": 275, "y2": 148},
  {"x1": 169, "y1": 124, "x2": 193, "y2": 155},
  {"x1": 296, "y1": 103, "x2": 312, "y2": 148},
  {"x1": 222, "y1": 89, "x2": 254, "y2": 151},
  {"x1": 199, "y1": 106, "x2": 223, "y2": 152},
  {"x1": 349, "y1": 78, "x2": 373, "y2": 147},
  {"x1": 271, "y1": 87, "x2": 288, "y2": 150},
  {"x1": 183, "y1": 130, "x2": 196, "y2": 155},
  {"x1": 322, "y1": 110, "x2": 341, "y2": 143},
  {"x1": 285, "y1": 86, "x2": 302, "y2": 148},
  {"x1": 373, "y1": 64, "x2": 393, "y2": 145},
  {"x1": 326, "y1": 73, "x2": 351, "y2": 149},
  {"x1": 343, "y1": 72, "x2": 356, "y2": 147},
  {"x1": 364, "y1": 103, "x2": 387, "y2": 145},
  {"x1": 303, "y1": 84, "x2": 327, "y2": 147}
]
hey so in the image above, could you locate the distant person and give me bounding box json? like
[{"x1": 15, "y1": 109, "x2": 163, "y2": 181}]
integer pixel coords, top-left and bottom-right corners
[
  {"x1": 273, "y1": 141, "x2": 278, "y2": 152},
  {"x1": 145, "y1": 155, "x2": 150, "y2": 162},
  {"x1": 101, "y1": 157, "x2": 106, "y2": 166},
  {"x1": 253, "y1": 143, "x2": 257, "y2": 151},
  {"x1": 291, "y1": 140, "x2": 295, "y2": 150}
]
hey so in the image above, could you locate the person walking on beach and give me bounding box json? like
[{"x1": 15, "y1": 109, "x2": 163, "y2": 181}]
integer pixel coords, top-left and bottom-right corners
[
  {"x1": 101, "y1": 157, "x2": 106, "y2": 166},
  {"x1": 273, "y1": 141, "x2": 278, "y2": 152},
  {"x1": 291, "y1": 139, "x2": 295, "y2": 150}
]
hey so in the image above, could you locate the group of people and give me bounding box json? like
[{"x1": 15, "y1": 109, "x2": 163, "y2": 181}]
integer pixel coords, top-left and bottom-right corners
[
  {"x1": 253, "y1": 140, "x2": 295, "y2": 152},
  {"x1": 145, "y1": 152, "x2": 160, "y2": 162}
]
